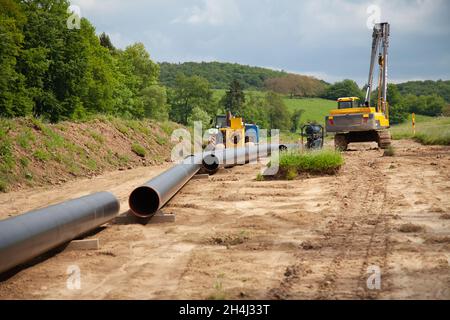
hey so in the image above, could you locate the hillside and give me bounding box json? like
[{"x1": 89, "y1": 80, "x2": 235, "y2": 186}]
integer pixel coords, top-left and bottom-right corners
[
  {"x1": 159, "y1": 61, "x2": 289, "y2": 89},
  {"x1": 0, "y1": 117, "x2": 181, "y2": 192}
]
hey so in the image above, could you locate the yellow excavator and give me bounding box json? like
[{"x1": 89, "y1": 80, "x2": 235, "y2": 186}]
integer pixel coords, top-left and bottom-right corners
[{"x1": 326, "y1": 22, "x2": 392, "y2": 150}]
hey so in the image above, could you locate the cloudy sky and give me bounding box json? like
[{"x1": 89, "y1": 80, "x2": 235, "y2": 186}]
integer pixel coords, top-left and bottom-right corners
[{"x1": 71, "y1": 0, "x2": 450, "y2": 85}]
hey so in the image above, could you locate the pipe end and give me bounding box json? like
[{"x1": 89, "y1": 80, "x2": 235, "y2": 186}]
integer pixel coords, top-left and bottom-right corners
[{"x1": 129, "y1": 186, "x2": 160, "y2": 218}]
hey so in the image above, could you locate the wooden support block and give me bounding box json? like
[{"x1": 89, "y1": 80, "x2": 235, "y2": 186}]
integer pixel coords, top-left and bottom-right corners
[
  {"x1": 66, "y1": 239, "x2": 99, "y2": 251},
  {"x1": 113, "y1": 210, "x2": 176, "y2": 225},
  {"x1": 150, "y1": 211, "x2": 176, "y2": 224},
  {"x1": 192, "y1": 174, "x2": 210, "y2": 180}
]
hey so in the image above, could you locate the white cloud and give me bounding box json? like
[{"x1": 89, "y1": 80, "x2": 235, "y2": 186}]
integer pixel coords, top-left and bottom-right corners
[
  {"x1": 108, "y1": 32, "x2": 134, "y2": 49},
  {"x1": 173, "y1": 0, "x2": 241, "y2": 26}
]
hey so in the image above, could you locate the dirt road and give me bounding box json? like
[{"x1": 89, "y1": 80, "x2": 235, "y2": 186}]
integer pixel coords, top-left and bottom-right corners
[{"x1": 0, "y1": 140, "x2": 449, "y2": 300}]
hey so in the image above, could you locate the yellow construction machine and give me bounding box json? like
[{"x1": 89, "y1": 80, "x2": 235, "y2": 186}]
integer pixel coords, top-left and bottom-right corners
[
  {"x1": 326, "y1": 22, "x2": 392, "y2": 150},
  {"x1": 213, "y1": 111, "x2": 260, "y2": 149}
]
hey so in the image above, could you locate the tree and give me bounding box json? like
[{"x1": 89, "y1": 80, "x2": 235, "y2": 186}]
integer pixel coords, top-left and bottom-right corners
[
  {"x1": 141, "y1": 85, "x2": 168, "y2": 121},
  {"x1": 265, "y1": 74, "x2": 327, "y2": 98},
  {"x1": 291, "y1": 109, "x2": 304, "y2": 133},
  {"x1": 221, "y1": 80, "x2": 246, "y2": 115},
  {"x1": 265, "y1": 92, "x2": 291, "y2": 131},
  {"x1": 99, "y1": 32, "x2": 116, "y2": 53},
  {"x1": 321, "y1": 80, "x2": 363, "y2": 101},
  {"x1": 187, "y1": 106, "x2": 211, "y2": 129},
  {"x1": 241, "y1": 93, "x2": 269, "y2": 129},
  {"x1": 168, "y1": 74, "x2": 214, "y2": 125}
]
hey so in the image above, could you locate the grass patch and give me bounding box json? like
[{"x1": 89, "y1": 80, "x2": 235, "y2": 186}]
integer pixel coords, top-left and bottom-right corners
[
  {"x1": 155, "y1": 135, "x2": 168, "y2": 146},
  {"x1": 89, "y1": 130, "x2": 104, "y2": 144},
  {"x1": 0, "y1": 179, "x2": 8, "y2": 192},
  {"x1": 33, "y1": 149, "x2": 51, "y2": 162},
  {"x1": 160, "y1": 121, "x2": 175, "y2": 136},
  {"x1": 86, "y1": 159, "x2": 98, "y2": 171},
  {"x1": 113, "y1": 121, "x2": 130, "y2": 136},
  {"x1": 256, "y1": 173, "x2": 265, "y2": 181},
  {"x1": 131, "y1": 143, "x2": 147, "y2": 157},
  {"x1": 17, "y1": 129, "x2": 36, "y2": 149},
  {"x1": 19, "y1": 157, "x2": 29, "y2": 168},
  {"x1": 391, "y1": 116, "x2": 450, "y2": 145},
  {"x1": 276, "y1": 150, "x2": 344, "y2": 179}
]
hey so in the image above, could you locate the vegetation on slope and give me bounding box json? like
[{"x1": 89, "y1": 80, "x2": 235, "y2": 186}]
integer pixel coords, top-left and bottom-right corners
[{"x1": 0, "y1": 117, "x2": 180, "y2": 192}]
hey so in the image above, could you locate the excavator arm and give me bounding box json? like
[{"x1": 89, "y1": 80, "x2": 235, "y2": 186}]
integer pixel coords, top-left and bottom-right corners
[{"x1": 364, "y1": 22, "x2": 390, "y2": 116}]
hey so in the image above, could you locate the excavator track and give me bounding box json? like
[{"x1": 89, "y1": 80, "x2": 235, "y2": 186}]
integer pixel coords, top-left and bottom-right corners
[{"x1": 377, "y1": 130, "x2": 392, "y2": 149}]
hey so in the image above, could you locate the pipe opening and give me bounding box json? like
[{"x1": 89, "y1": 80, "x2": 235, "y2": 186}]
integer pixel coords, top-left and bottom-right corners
[
  {"x1": 129, "y1": 186, "x2": 160, "y2": 218},
  {"x1": 202, "y1": 154, "x2": 220, "y2": 175}
]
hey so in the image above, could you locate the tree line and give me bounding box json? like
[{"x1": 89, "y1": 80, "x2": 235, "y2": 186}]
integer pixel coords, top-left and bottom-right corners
[{"x1": 159, "y1": 61, "x2": 288, "y2": 90}]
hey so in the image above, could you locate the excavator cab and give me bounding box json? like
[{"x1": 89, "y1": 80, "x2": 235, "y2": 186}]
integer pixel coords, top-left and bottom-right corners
[{"x1": 338, "y1": 97, "x2": 360, "y2": 109}]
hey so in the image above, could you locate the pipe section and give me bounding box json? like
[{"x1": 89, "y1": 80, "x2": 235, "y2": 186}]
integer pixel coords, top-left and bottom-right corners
[
  {"x1": 0, "y1": 192, "x2": 120, "y2": 274},
  {"x1": 202, "y1": 144, "x2": 294, "y2": 174},
  {"x1": 129, "y1": 155, "x2": 201, "y2": 218}
]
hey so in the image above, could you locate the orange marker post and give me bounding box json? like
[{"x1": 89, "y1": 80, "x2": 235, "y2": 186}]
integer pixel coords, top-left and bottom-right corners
[{"x1": 412, "y1": 113, "x2": 416, "y2": 136}]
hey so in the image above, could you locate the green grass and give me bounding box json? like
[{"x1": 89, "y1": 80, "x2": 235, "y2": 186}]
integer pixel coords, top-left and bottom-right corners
[
  {"x1": 278, "y1": 150, "x2": 344, "y2": 178},
  {"x1": 284, "y1": 98, "x2": 336, "y2": 124},
  {"x1": 131, "y1": 143, "x2": 147, "y2": 157},
  {"x1": 391, "y1": 116, "x2": 450, "y2": 145},
  {"x1": 256, "y1": 173, "x2": 265, "y2": 181},
  {"x1": 89, "y1": 130, "x2": 104, "y2": 144},
  {"x1": 33, "y1": 149, "x2": 51, "y2": 162},
  {"x1": 17, "y1": 129, "x2": 36, "y2": 149},
  {"x1": 155, "y1": 134, "x2": 168, "y2": 146}
]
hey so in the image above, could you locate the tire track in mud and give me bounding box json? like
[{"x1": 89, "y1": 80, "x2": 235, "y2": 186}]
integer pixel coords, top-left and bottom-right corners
[{"x1": 267, "y1": 150, "x2": 394, "y2": 300}]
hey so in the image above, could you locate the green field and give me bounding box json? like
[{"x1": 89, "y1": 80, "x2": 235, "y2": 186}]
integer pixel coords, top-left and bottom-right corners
[
  {"x1": 390, "y1": 116, "x2": 450, "y2": 145},
  {"x1": 213, "y1": 90, "x2": 335, "y2": 125},
  {"x1": 283, "y1": 98, "x2": 336, "y2": 124}
]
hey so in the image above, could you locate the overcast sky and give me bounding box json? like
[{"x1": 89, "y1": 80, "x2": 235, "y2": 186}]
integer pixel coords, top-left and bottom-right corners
[{"x1": 71, "y1": 0, "x2": 450, "y2": 85}]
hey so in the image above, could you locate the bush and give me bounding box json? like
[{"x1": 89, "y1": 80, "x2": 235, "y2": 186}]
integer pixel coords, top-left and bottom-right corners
[{"x1": 132, "y1": 143, "x2": 147, "y2": 157}]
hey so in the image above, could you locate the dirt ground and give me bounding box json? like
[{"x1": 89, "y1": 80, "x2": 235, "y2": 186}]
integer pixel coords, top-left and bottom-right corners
[{"x1": 0, "y1": 139, "x2": 449, "y2": 300}]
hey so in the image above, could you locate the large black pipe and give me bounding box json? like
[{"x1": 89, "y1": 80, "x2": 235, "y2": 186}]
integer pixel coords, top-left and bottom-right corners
[
  {"x1": 129, "y1": 155, "x2": 202, "y2": 218},
  {"x1": 202, "y1": 144, "x2": 295, "y2": 174},
  {"x1": 0, "y1": 192, "x2": 120, "y2": 274}
]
